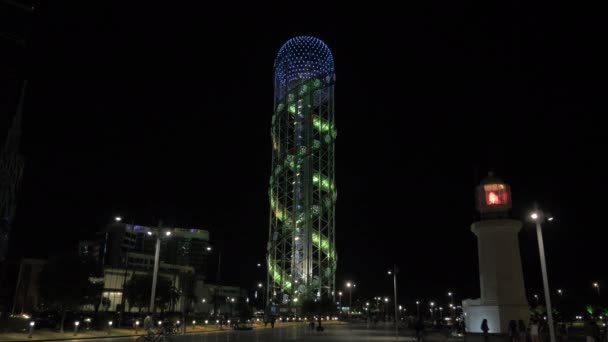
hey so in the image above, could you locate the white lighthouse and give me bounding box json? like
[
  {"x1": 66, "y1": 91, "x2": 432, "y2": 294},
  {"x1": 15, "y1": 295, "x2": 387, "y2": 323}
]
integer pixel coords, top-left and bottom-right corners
[{"x1": 462, "y1": 173, "x2": 530, "y2": 334}]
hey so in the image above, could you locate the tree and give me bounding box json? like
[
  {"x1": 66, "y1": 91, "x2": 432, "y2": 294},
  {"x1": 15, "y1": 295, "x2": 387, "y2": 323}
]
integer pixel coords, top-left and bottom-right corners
[
  {"x1": 39, "y1": 255, "x2": 102, "y2": 333},
  {"x1": 123, "y1": 274, "x2": 177, "y2": 313},
  {"x1": 124, "y1": 274, "x2": 150, "y2": 312},
  {"x1": 102, "y1": 297, "x2": 111, "y2": 312},
  {"x1": 84, "y1": 280, "x2": 104, "y2": 312}
]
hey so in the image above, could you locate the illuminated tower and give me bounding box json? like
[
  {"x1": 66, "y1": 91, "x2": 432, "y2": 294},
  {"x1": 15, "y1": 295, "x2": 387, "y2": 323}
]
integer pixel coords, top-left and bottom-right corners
[
  {"x1": 266, "y1": 36, "x2": 337, "y2": 308},
  {"x1": 463, "y1": 173, "x2": 530, "y2": 333}
]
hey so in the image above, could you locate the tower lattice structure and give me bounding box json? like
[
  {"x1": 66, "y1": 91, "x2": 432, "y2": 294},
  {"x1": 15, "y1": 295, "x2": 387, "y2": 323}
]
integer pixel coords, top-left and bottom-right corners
[{"x1": 266, "y1": 36, "x2": 337, "y2": 306}]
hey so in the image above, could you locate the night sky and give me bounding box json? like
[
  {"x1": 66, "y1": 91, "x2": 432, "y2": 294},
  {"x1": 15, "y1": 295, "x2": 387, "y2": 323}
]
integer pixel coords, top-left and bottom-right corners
[{"x1": 1, "y1": 2, "x2": 606, "y2": 311}]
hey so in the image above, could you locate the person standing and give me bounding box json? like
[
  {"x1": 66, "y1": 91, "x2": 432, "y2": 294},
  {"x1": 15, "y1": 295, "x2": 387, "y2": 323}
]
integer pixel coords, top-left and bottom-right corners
[
  {"x1": 415, "y1": 318, "x2": 425, "y2": 342},
  {"x1": 518, "y1": 319, "x2": 527, "y2": 342},
  {"x1": 143, "y1": 313, "x2": 154, "y2": 338},
  {"x1": 509, "y1": 320, "x2": 519, "y2": 342},
  {"x1": 530, "y1": 320, "x2": 540, "y2": 342},
  {"x1": 481, "y1": 319, "x2": 490, "y2": 342}
]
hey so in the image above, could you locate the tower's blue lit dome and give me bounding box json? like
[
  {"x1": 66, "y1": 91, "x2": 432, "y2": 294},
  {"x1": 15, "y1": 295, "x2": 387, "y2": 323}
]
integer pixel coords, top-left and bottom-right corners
[{"x1": 275, "y1": 36, "x2": 334, "y2": 86}]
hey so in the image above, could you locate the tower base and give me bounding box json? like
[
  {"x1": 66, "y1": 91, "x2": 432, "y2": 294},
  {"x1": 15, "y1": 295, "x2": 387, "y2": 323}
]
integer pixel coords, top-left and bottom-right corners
[{"x1": 462, "y1": 298, "x2": 530, "y2": 334}]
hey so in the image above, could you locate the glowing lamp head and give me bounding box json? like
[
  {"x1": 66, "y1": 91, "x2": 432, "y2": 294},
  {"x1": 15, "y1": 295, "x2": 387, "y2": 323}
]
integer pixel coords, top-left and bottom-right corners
[{"x1": 475, "y1": 173, "x2": 512, "y2": 217}]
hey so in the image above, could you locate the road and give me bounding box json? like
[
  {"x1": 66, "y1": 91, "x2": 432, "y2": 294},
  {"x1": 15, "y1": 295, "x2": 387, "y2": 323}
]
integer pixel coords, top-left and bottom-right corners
[{"x1": 61, "y1": 323, "x2": 411, "y2": 342}]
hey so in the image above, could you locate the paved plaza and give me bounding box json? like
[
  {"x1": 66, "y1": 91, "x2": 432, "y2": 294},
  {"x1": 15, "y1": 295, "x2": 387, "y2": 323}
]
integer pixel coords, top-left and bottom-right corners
[{"x1": 29, "y1": 323, "x2": 418, "y2": 342}]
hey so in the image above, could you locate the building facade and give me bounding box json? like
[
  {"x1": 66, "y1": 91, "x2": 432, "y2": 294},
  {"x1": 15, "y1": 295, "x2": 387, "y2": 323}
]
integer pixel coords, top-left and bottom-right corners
[{"x1": 79, "y1": 223, "x2": 211, "y2": 313}]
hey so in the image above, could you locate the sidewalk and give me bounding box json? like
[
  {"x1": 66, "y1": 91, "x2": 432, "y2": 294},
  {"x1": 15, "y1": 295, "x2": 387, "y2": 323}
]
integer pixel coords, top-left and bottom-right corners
[{"x1": 0, "y1": 321, "x2": 340, "y2": 342}]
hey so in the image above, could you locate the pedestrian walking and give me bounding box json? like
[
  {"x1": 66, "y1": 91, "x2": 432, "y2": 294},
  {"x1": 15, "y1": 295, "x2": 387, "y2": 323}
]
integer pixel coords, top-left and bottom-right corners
[{"x1": 481, "y1": 319, "x2": 490, "y2": 342}]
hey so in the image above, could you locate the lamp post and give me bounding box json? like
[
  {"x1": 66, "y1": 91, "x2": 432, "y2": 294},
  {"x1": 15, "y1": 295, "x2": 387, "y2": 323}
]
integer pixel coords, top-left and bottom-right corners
[
  {"x1": 149, "y1": 221, "x2": 170, "y2": 313},
  {"x1": 338, "y1": 291, "x2": 343, "y2": 308},
  {"x1": 206, "y1": 246, "x2": 222, "y2": 315},
  {"x1": 346, "y1": 281, "x2": 355, "y2": 315},
  {"x1": 73, "y1": 321, "x2": 79, "y2": 336},
  {"x1": 447, "y1": 292, "x2": 454, "y2": 318},
  {"x1": 416, "y1": 301, "x2": 420, "y2": 318},
  {"x1": 28, "y1": 321, "x2": 34, "y2": 338},
  {"x1": 430, "y1": 302, "x2": 435, "y2": 319},
  {"x1": 593, "y1": 282, "x2": 600, "y2": 297},
  {"x1": 388, "y1": 265, "x2": 399, "y2": 335},
  {"x1": 530, "y1": 204, "x2": 556, "y2": 342}
]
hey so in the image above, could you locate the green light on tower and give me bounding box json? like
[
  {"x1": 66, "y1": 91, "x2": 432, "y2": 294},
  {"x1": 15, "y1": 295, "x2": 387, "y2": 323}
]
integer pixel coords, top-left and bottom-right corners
[{"x1": 266, "y1": 36, "x2": 337, "y2": 306}]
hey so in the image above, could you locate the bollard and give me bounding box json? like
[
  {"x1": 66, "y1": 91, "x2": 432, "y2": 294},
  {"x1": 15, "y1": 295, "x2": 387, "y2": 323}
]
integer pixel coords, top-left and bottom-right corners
[
  {"x1": 28, "y1": 321, "x2": 35, "y2": 339},
  {"x1": 192, "y1": 320, "x2": 196, "y2": 330},
  {"x1": 108, "y1": 321, "x2": 113, "y2": 335},
  {"x1": 135, "y1": 320, "x2": 140, "y2": 334},
  {"x1": 73, "y1": 321, "x2": 80, "y2": 336}
]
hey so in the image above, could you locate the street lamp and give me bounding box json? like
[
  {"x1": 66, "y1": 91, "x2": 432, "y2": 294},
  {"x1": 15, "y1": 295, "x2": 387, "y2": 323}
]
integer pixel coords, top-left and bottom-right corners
[
  {"x1": 430, "y1": 301, "x2": 435, "y2": 319},
  {"x1": 416, "y1": 301, "x2": 420, "y2": 318},
  {"x1": 593, "y1": 282, "x2": 600, "y2": 296},
  {"x1": 205, "y1": 245, "x2": 223, "y2": 315},
  {"x1": 338, "y1": 291, "x2": 343, "y2": 308},
  {"x1": 448, "y1": 291, "x2": 454, "y2": 317},
  {"x1": 148, "y1": 221, "x2": 171, "y2": 313},
  {"x1": 346, "y1": 281, "x2": 355, "y2": 314},
  {"x1": 557, "y1": 289, "x2": 563, "y2": 297},
  {"x1": 115, "y1": 216, "x2": 122, "y2": 222},
  {"x1": 387, "y1": 265, "x2": 399, "y2": 334},
  {"x1": 530, "y1": 204, "x2": 556, "y2": 342}
]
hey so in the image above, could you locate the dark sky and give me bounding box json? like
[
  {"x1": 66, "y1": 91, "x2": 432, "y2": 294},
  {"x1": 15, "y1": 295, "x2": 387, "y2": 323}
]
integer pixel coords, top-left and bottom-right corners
[{"x1": 2, "y1": 2, "x2": 606, "y2": 311}]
